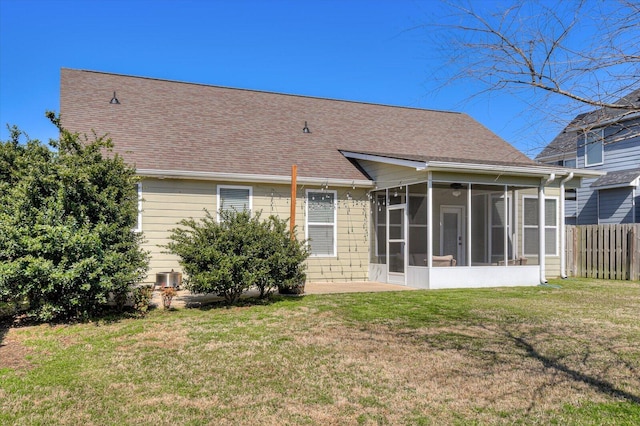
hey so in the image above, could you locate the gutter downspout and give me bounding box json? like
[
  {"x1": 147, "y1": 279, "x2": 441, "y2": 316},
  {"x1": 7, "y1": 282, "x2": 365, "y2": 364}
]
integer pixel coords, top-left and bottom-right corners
[
  {"x1": 539, "y1": 173, "x2": 555, "y2": 284},
  {"x1": 559, "y1": 172, "x2": 574, "y2": 278},
  {"x1": 427, "y1": 172, "x2": 433, "y2": 271}
]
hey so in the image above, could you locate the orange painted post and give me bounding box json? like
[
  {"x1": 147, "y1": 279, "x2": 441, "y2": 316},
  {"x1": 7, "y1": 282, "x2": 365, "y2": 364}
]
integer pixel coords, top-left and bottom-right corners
[{"x1": 290, "y1": 165, "x2": 297, "y2": 238}]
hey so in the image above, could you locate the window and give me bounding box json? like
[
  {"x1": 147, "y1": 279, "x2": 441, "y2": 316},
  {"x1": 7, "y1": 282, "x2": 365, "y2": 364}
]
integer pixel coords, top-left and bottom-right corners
[
  {"x1": 306, "y1": 190, "x2": 336, "y2": 256},
  {"x1": 563, "y1": 158, "x2": 576, "y2": 168},
  {"x1": 565, "y1": 188, "x2": 577, "y2": 201},
  {"x1": 217, "y1": 185, "x2": 252, "y2": 219},
  {"x1": 523, "y1": 197, "x2": 558, "y2": 256},
  {"x1": 133, "y1": 183, "x2": 142, "y2": 232},
  {"x1": 585, "y1": 129, "x2": 604, "y2": 166}
]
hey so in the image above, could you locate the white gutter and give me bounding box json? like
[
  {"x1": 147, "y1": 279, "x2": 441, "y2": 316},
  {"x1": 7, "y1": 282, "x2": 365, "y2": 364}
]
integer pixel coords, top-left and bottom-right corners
[
  {"x1": 559, "y1": 172, "x2": 574, "y2": 278},
  {"x1": 426, "y1": 161, "x2": 604, "y2": 179},
  {"x1": 136, "y1": 169, "x2": 375, "y2": 188}
]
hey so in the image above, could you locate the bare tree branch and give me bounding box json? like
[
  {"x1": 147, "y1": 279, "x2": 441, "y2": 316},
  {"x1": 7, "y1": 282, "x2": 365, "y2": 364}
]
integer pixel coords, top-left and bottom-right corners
[{"x1": 430, "y1": 0, "x2": 640, "y2": 111}]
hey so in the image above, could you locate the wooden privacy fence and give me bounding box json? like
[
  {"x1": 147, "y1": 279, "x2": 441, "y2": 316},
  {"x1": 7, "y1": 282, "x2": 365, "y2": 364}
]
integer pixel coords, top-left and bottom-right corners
[{"x1": 566, "y1": 224, "x2": 640, "y2": 281}]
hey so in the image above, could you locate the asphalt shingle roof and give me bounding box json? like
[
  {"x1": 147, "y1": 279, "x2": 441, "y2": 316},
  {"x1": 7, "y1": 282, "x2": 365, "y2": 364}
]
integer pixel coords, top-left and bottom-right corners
[
  {"x1": 61, "y1": 69, "x2": 536, "y2": 181},
  {"x1": 591, "y1": 168, "x2": 640, "y2": 188}
]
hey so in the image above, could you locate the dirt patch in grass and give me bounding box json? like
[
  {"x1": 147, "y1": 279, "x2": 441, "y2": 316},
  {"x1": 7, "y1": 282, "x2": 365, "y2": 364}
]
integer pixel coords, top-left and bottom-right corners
[{"x1": 0, "y1": 327, "x2": 33, "y2": 371}]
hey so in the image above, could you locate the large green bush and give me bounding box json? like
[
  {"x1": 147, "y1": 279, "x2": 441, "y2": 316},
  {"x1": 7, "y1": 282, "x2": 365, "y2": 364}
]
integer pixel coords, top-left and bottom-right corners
[
  {"x1": 165, "y1": 209, "x2": 309, "y2": 304},
  {"x1": 0, "y1": 113, "x2": 149, "y2": 321}
]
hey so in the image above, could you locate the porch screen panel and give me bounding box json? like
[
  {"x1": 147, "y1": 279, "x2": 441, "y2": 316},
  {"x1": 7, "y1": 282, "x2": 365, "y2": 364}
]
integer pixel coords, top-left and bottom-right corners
[
  {"x1": 490, "y1": 194, "x2": 513, "y2": 263},
  {"x1": 307, "y1": 191, "x2": 336, "y2": 256},
  {"x1": 388, "y1": 208, "x2": 405, "y2": 274},
  {"x1": 408, "y1": 184, "x2": 428, "y2": 266},
  {"x1": 491, "y1": 196, "x2": 505, "y2": 262},
  {"x1": 471, "y1": 193, "x2": 487, "y2": 264},
  {"x1": 443, "y1": 212, "x2": 458, "y2": 257},
  {"x1": 371, "y1": 192, "x2": 386, "y2": 264},
  {"x1": 388, "y1": 242, "x2": 404, "y2": 273}
]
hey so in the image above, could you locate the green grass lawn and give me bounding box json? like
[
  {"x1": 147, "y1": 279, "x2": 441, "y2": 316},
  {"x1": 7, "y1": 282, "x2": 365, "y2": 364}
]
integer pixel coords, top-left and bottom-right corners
[{"x1": 1, "y1": 278, "x2": 639, "y2": 425}]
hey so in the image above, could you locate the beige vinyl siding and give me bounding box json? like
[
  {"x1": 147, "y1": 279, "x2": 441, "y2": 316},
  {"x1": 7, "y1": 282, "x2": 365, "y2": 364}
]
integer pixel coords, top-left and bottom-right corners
[{"x1": 138, "y1": 178, "x2": 369, "y2": 284}]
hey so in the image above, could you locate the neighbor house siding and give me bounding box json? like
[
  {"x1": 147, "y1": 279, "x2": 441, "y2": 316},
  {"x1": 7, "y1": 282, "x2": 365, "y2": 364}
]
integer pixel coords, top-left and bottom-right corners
[
  {"x1": 575, "y1": 118, "x2": 640, "y2": 224},
  {"x1": 598, "y1": 188, "x2": 635, "y2": 224},
  {"x1": 577, "y1": 184, "x2": 599, "y2": 224},
  {"x1": 139, "y1": 178, "x2": 369, "y2": 284}
]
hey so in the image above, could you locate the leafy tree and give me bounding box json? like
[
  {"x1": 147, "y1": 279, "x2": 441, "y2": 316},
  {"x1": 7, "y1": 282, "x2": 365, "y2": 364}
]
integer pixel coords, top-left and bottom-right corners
[
  {"x1": 0, "y1": 113, "x2": 149, "y2": 321},
  {"x1": 165, "y1": 209, "x2": 309, "y2": 304}
]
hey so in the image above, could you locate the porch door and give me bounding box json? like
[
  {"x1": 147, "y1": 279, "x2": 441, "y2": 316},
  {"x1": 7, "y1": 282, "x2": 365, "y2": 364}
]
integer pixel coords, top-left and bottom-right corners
[
  {"x1": 387, "y1": 204, "x2": 406, "y2": 284},
  {"x1": 440, "y1": 206, "x2": 464, "y2": 266}
]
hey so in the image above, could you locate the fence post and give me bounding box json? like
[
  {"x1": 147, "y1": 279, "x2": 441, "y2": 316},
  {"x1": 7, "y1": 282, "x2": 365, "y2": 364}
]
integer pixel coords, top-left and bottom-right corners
[
  {"x1": 630, "y1": 225, "x2": 638, "y2": 281},
  {"x1": 566, "y1": 226, "x2": 574, "y2": 277}
]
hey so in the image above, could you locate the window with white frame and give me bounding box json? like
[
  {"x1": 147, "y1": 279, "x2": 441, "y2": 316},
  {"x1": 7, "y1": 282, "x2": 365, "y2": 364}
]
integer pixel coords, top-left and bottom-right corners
[
  {"x1": 133, "y1": 183, "x2": 142, "y2": 232},
  {"x1": 585, "y1": 129, "x2": 604, "y2": 166},
  {"x1": 306, "y1": 190, "x2": 336, "y2": 256},
  {"x1": 523, "y1": 197, "x2": 558, "y2": 256},
  {"x1": 217, "y1": 185, "x2": 252, "y2": 219}
]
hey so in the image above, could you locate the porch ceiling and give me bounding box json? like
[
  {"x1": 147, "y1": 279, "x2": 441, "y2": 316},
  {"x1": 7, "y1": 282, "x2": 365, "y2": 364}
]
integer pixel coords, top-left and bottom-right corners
[{"x1": 339, "y1": 150, "x2": 604, "y2": 180}]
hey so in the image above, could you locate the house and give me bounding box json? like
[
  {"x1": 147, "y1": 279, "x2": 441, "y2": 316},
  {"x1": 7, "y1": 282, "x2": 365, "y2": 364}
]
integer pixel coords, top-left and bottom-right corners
[
  {"x1": 536, "y1": 89, "x2": 640, "y2": 225},
  {"x1": 59, "y1": 68, "x2": 601, "y2": 289}
]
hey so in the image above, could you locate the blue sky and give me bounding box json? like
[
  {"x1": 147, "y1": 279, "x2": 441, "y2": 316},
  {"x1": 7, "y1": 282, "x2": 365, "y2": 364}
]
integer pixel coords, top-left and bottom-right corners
[{"x1": 0, "y1": 0, "x2": 585, "y2": 158}]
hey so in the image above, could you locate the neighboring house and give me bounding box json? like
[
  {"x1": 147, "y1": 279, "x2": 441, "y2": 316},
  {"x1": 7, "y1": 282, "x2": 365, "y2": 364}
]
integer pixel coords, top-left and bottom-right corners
[
  {"x1": 537, "y1": 89, "x2": 640, "y2": 225},
  {"x1": 60, "y1": 68, "x2": 600, "y2": 289}
]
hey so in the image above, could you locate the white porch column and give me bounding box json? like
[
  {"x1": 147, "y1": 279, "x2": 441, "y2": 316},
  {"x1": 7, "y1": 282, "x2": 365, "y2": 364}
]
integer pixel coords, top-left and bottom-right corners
[
  {"x1": 538, "y1": 180, "x2": 546, "y2": 284},
  {"x1": 427, "y1": 172, "x2": 433, "y2": 268},
  {"x1": 503, "y1": 185, "x2": 509, "y2": 266},
  {"x1": 467, "y1": 183, "x2": 472, "y2": 267}
]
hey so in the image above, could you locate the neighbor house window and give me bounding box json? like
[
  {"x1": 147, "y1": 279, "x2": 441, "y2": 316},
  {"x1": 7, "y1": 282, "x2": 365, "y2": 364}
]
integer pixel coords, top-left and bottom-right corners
[
  {"x1": 217, "y1": 185, "x2": 252, "y2": 219},
  {"x1": 563, "y1": 158, "x2": 576, "y2": 168},
  {"x1": 133, "y1": 183, "x2": 142, "y2": 232},
  {"x1": 523, "y1": 197, "x2": 558, "y2": 256},
  {"x1": 306, "y1": 190, "x2": 336, "y2": 256},
  {"x1": 585, "y1": 129, "x2": 604, "y2": 166}
]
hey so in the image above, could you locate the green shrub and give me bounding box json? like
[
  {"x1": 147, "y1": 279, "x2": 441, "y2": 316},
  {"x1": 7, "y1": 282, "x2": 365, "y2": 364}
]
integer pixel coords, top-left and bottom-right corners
[
  {"x1": 165, "y1": 209, "x2": 309, "y2": 304},
  {"x1": 0, "y1": 113, "x2": 149, "y2": 321},
  {"x1": 131, "y1": 285, "x2": 153, "y2": 315}
]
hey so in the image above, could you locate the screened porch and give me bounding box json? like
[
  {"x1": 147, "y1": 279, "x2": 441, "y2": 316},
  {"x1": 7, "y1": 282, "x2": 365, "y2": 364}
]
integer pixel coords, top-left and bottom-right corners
[{"x1": 368, "y1": 180, "x2": 557, "y2": 289}]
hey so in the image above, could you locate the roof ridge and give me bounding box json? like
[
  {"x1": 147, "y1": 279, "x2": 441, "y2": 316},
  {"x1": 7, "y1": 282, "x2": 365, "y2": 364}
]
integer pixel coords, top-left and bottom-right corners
[{"x1": 61, "y1": 67, "x2": 463, "y2": 115}]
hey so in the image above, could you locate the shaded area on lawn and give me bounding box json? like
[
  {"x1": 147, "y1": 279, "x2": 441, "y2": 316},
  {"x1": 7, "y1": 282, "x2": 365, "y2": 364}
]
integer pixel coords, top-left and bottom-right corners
[{"x1": 509, "y1": 330, "x2": 640, "y2": 404}]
